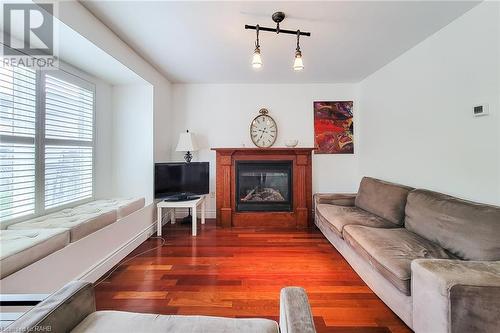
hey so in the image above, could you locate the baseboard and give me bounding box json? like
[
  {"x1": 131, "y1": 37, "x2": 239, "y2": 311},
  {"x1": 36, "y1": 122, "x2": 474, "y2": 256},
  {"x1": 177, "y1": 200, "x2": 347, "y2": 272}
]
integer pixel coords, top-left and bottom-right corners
[{"x1": 78, "y1": 222, "x2": 157, "y2": 283}]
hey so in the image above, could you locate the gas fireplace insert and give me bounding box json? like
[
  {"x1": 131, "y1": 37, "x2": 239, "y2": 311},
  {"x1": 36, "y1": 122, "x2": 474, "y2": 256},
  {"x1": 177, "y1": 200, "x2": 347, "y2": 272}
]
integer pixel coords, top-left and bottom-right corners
[{"x1": 236, "y1": 161, "x2": 292, "y2": 212}]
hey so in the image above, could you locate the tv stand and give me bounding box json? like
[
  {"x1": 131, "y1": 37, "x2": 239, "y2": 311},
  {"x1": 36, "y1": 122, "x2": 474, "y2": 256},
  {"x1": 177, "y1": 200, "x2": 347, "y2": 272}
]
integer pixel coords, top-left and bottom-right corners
[{"x1": 157, "y1": 195, "x2": 206, "y2": 236}]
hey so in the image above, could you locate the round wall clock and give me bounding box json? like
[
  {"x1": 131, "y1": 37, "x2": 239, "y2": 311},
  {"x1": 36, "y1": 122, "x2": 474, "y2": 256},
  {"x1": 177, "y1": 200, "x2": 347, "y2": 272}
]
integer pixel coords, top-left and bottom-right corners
[{"x1": 250, "y1": 108, "x2": 277, "y2": 148}]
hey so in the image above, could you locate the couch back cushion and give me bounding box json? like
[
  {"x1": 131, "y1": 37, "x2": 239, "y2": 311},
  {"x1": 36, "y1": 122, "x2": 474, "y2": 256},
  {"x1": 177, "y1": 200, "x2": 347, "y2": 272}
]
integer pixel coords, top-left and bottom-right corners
[
  {"x1": 405, "y1": 189, "x2": 500, "y2": 261},
  {"x1": 355, "y1": 177, "x2": 413, "y2": 225}
]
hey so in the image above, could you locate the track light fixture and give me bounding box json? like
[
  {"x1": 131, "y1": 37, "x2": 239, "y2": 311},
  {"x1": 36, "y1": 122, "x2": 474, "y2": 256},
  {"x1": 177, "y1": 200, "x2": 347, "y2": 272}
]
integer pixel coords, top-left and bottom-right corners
[
  {"x1": 293, "y1": 30, "x2": 304, "y2": 71},
  {"x1": 245, "y1": 12, "x2": 311, "y2": 71},
  {"x1": 252, "y1": 25, "x2": 262, "y2": 69}
]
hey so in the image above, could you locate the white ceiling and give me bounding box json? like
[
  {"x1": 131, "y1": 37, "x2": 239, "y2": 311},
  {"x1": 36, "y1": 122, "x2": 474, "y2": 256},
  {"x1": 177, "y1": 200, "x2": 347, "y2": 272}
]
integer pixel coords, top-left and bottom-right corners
[{"x1": 82, "y1": 1, "x2": 479, "y2": 84}]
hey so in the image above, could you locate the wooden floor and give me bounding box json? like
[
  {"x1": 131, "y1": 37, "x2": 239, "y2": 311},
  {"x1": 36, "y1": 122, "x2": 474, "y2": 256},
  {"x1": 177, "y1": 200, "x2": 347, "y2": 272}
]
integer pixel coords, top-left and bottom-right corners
[{"x1": 95, "y1": 219, "x2": 411, "y2": 333}]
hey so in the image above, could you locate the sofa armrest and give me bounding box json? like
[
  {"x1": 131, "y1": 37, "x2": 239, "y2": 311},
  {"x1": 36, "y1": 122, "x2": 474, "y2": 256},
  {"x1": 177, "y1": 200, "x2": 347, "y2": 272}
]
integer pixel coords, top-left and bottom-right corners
[
  {"x1": 4, "y1": 281, "x2": 96, "y2": 333},
  {"x1": 411, "y1": 259, "x2": 500, "y2": 333},
  {"x1": 314, "y1": 193, "x2": 357, "y2": 207},
  {"x1": 279, "y1": 287, "x2": 316, "y2": 333}
]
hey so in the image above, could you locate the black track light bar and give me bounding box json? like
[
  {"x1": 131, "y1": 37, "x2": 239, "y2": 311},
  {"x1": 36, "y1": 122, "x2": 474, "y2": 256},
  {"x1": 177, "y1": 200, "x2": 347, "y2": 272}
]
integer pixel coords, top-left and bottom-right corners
[{"x1": 245, "y1": 25, "x2": 311, "y2": 37}]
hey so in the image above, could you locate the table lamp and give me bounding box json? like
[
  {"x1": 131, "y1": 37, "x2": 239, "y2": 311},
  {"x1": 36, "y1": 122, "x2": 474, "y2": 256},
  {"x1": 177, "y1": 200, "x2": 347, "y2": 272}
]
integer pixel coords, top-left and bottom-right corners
[{"x1": 176, "y1": 130, "x2": 198, "y2": 163}]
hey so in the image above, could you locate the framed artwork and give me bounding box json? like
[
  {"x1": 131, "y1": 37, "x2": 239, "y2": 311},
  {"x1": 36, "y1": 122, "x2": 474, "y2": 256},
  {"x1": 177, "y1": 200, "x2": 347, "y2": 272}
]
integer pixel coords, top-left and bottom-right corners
[{"x1": 314, "y1": 101, "x2": 354, "y2": 154}]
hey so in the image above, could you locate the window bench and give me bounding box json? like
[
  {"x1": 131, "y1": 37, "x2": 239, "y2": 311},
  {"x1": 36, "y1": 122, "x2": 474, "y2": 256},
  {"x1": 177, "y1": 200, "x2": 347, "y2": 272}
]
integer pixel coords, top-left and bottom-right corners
[{"x1": 1, "y1": 198, "x2": 145, "y2": 280}]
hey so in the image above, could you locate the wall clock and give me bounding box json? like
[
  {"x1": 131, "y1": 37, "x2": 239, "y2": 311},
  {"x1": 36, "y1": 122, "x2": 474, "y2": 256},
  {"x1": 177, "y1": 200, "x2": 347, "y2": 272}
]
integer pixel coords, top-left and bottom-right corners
[{"x1": 250, "y1": 108, "x2": 277, "y2": 148}]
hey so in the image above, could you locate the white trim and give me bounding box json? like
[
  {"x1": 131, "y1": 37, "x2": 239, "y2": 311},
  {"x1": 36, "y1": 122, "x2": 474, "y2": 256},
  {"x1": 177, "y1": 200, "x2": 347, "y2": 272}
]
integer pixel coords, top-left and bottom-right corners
[
  {"x1": 36, "y1": 69, "x2": 45, "y2": 216},
  {"x1": 0, "y1": 135, "x2": 35, "y2": 145},
  {"x1": 78, "y1": 221, "x2": 156, "y2": 283},
  {"x1": 44, "y1": 138, "x2": 93, "y2": 147}
]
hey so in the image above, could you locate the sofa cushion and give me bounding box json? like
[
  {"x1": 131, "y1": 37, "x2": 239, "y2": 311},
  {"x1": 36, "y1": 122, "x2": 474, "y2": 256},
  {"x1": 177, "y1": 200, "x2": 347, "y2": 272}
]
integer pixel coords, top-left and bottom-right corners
[
  {"x1": 343, "y1": 225, "x2": 454, "y2": 295},
  {"x1": 405, "y1": 189, "x2": 500, "y2": 260},
  {"x1": 8, "y1": 207, "x2": 117, "y2": 242},
  {"x1": 77, "y1": 198, "x2": 145, "y2": 219},
  {"x1": 0, "y1": 229, "x2": 70, "y2": 279},
  {"x1": 355, "y1": 177, "x2": 413, "y2": 225},
  {"x1": 314, "y1": 193, "x2": 357, "y2": 207},
  {"x1": 316, "y1": 204, "x2": 396, "y2": 238},
  {"x1": 71, "y1": 311, "x2": 279, "y2": 333}
]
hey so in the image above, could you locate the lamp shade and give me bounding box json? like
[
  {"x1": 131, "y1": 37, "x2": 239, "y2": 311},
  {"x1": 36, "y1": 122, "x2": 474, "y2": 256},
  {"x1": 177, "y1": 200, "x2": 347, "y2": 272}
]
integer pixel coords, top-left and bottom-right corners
[{"x1": 176, "y1": 131, "x2": 198, "y2": 152}]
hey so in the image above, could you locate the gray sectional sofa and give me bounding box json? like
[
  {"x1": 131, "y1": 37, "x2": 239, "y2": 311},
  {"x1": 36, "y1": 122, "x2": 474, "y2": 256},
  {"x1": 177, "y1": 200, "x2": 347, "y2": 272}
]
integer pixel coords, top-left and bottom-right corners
[
  {"x1": 3, "y1": 281, "x2": 316, "y2": 333},
  {"x1": 315, "y1": 177, "x2": 500, "y2": 333}
]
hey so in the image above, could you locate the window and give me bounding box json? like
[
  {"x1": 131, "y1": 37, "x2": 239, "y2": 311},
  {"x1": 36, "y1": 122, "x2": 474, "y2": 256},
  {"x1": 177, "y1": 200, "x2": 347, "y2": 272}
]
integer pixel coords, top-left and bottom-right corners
[
  {"x1": 43, "y1": 73, "x2": 94, "y2": 209},
  {"x1": 0, "y1": 66, "x2": 37, "y2": 220},
  {"x1": 0, "y1": 65, "x2": 95, "y2": 223}
]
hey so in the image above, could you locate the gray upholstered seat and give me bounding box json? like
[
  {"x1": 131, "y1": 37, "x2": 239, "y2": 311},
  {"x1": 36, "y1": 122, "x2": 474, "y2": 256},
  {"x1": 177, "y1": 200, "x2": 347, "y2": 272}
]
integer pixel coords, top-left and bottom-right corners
[
  {"x1": 354, "y1": 177, "x2": 413, "y2": 225},
  {"x1": 343, "y1": 225, "x2": 454, "y2": 295},
  {"x1": 71, "y1": 311, "x2": 279, "y2": 333},
  {"x1": 6, "y1": 281, "x2": 314, "y2": 333},
  {"x1": 316, "y1": 204, "x2": 396, "y2": 238},
  {"x1": 405, "y1": 189, "x2": 500, "y2": 261}
]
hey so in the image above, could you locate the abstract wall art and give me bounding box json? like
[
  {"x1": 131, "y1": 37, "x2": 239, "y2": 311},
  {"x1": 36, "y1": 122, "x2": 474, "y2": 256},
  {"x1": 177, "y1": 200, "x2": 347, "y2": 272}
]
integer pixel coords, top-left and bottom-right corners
[{"x1": 313, "y1": 101, "x2": 354, "y2": 154}]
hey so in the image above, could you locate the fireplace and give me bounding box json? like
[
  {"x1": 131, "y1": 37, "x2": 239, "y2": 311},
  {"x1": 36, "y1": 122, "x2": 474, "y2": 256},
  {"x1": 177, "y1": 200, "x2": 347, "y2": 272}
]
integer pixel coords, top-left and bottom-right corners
[
  {"x1": 212, "y1": 148, "x2": 313, "y2": 228},
  {"x1": 236, "y1": 161, "x2": 292, "y2": 212}
]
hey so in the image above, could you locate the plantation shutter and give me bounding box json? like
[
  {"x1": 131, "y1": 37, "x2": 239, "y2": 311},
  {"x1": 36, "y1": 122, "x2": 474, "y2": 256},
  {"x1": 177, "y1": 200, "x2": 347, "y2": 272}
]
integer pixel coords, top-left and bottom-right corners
[
  {"x1": 43, "y1": 72, "x2": 94, "y2": 209},
  {"x1": 0, "y1": 65, "x2": 37, "y2": 220}
]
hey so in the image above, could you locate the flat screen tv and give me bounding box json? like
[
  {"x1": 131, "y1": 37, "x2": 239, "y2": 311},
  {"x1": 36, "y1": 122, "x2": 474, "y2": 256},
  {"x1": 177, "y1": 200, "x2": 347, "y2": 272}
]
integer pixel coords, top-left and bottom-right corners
[{"x1": 154, "y1": 162, "x2": 209, "y2": 199}]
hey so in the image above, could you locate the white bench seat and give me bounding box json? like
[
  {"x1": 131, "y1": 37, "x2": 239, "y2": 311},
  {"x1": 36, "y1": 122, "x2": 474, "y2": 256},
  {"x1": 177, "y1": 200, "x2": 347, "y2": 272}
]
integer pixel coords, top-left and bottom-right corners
[
  {"x1": 8, "y1": 207, "x2": 117, "y2": 243},
  {"x1": 2, "y1": 197, "x2": 145, "y2": 278},
  {"x1": 78, "y1": 198, "x2": 145, "y2": 219},
  {"x1": 0, "y1": 229, "x2": 70, "y2": 279}
]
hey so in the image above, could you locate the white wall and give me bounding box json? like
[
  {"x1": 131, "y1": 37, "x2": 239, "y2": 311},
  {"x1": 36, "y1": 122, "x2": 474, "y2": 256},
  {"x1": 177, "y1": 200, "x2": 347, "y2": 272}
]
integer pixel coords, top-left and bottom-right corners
[
  {"x1": 51, "y1": 0, "x2": 173, "y2": 200},
  {"x1": 111, "y1": 85, "x2": 155, "y2": 204},
  {"x1": 55, "y1": 1, "x2": 173, "y2": 160},
  {"x1": 154, "y1": 84, "x2": 173, "y2": 162},
  {"x1": 358, "y1": 1, "x2": 500, "y2": 205},
  {"x1": 169, "y1": 2, "x2": 500, "y2": 210},
  {"x1": 93, "y1": 79, "x2": 113, "y2": 199},
  {"x1": 171, "y1": 84, "x2": 359, "y2": 215},
  {"x1": 55, "y1": 0, "x2": 499, "y2": 208}
]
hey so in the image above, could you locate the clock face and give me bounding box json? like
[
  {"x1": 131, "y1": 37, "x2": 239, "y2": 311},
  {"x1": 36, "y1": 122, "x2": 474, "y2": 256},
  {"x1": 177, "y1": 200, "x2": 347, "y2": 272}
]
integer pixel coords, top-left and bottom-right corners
[{"x1": 250, "y1": 115, "x2": 277, "y2": 148}]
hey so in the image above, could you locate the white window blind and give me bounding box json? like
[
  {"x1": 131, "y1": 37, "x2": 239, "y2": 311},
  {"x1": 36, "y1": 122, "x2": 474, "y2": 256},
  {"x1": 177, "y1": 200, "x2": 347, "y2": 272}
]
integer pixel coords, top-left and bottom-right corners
[
  {"x1": 0, "y1": 65, "x2": 37, "y2": 220},
  {"x1": 44, "y1": 73, "x2": 94, "y2": 209}
]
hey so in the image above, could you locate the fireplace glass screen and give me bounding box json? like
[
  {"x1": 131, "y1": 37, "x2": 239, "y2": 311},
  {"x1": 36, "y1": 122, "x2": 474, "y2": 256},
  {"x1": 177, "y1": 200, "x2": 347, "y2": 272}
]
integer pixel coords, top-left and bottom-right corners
[{"x1": 236, "y1": 161, "x2": 292, "y2": 212}]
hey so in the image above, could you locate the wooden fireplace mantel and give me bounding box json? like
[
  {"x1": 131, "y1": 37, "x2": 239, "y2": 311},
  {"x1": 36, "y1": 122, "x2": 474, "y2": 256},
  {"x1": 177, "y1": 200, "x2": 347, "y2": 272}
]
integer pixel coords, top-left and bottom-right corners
[{"x1": 211, "y1": 147, "x2": 314, "y2": 228}]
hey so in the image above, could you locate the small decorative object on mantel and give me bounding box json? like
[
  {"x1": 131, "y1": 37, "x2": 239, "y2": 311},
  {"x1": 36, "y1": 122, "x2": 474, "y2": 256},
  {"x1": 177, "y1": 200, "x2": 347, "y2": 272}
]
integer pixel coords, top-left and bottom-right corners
[
  {"x1": 176, "y1": 130, "x2": 198, "y2": 163},
  {"x1": 250, "y1": 108, "x2": 277, "y2": 148},
  {"x1": 314, "y1": 101, "x2": 354, "y2": 154},
  {"x1": 285, "y1": 139, "x2": 298, "y2": 147}
]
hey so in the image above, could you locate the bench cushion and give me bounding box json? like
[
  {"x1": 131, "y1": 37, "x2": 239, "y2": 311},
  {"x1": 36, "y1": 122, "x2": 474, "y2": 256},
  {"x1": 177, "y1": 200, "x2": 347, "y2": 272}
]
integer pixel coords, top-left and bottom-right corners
[
  {"x1": 71, "y1": 311, "x2": 279, "y2": 333},
  {"x1": 405, "y1": 189, "x2": 500, "y2": 260},
  {"x1": 343, "y1": 225, "x2": 453, "y2": 295},
  {"x1": 0, "y1": 229, "x2": 70, "y2": 279},
  {"x1": 355, "y1": 177, "x2": 413, "y2": 225},
  {"x1": 79, "y1": 198, "x2": 145, "y2": 219},
  {"x1": 8, "y1": 207, "x2": 117, "y2": 242},
  {"x1": 316, "y1": 204, "x2": 396, "y2": 238}
]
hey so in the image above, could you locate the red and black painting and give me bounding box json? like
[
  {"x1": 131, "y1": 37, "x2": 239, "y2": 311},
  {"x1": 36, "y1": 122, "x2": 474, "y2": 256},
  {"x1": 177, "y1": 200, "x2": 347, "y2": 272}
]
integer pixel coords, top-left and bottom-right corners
[{"x1": 314, "y1": 101, "x2": 354, "y2": 154}]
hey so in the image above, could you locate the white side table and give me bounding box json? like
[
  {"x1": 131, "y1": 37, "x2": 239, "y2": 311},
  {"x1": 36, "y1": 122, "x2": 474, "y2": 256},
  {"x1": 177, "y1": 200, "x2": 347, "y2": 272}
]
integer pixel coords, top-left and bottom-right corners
[{"x1": 157, "y1": 195, "x2": 206, "y2": 236}]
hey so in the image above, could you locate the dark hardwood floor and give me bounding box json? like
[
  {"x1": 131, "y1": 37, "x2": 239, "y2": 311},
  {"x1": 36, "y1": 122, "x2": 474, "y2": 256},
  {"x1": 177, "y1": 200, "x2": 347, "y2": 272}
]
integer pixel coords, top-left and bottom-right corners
[{"x1": 94, "y1": 219, "x2": 411, "y2": 333}]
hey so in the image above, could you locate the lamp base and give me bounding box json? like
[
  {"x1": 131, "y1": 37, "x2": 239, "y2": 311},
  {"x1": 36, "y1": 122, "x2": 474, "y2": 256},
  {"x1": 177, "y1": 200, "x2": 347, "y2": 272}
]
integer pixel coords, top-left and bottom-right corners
[{"x1": 184, "y1": 151, "x2": 192, "y2": 163}]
